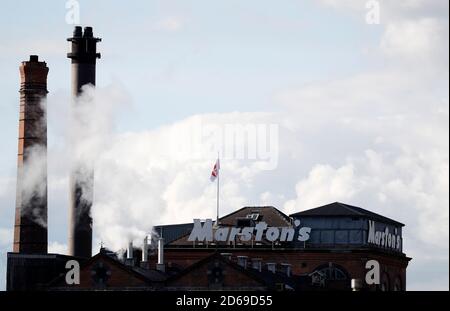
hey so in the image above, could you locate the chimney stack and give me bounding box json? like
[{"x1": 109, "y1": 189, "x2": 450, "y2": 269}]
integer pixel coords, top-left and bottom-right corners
[
  {"x1": 266, "y1": 262, "x2": 276, "y2": 274},
  {"x1": 140, "y1": 236, "x2": 150, "y2": 269},
  {"x1": 142, "y1": 236, "x2": 148, "y2": 262},
  {"x1": 156, "y1": 238, "x2": 165, "y2": 272},
  {"x1": 127, "y1": 241, "x2": 133, "y2": 259},
  {"x1": 251, "y1": 258, "x2": 262, "y2": 272},
  {"x1": 125, "y1": 241, "x2": 135, "y2": 266},
  {"x1": 280, "y1": 263, "x2": 292, "y2": 277},
  {"x1": 220, "y1": 253, "x2": 232, "y2": 261},
  {"x1": 67, "y1": 26, "x2": 101, "y2": 258},
  {"x1": 13, "y1": 55, "x2": 49, "y2": 254},
  {"x1": 351, "y1": 279, "x2": 364, "y2": 291},
  {"x1": 237, "y1": 256, "x2": 248, "y2": 269}
]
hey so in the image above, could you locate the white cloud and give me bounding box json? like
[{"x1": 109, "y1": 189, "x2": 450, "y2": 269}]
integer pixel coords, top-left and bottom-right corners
[
  {"x1": 316, "y1": 0, "x2": 449, "y2": 68},
  {"x1": 317, "y1": 0, "x2": 448, "y2": 18},
  {"x1": 380, "y1": 18, "x2": 449, "y2": 64},
  {"x1": 0, "y1": 228, "x2": 13, "y2": 247},
  {"x1": 0, "y1": 177, "x2": 14, "y2": 200},
  {"x1": 154, "y1": 17, "x2": 184, "y2": 32},
  {"x1": 48, "y1": 241, "x2": 67, "y2": 255},
  {"x1": 284, "y1": 164, "x2": 358, "y2": 214},
  {"x1": 0, "y1": 39, "x2": 65, "y2": 60}
]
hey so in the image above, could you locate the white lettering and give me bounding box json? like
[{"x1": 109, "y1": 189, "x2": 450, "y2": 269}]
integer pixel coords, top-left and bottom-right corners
[
  {"x1": 298, "y1": 227, "x2": 311, "y2": 242},
  {"x1": 240, "y1": 227, "x2": 253, "y2": 241},
  {"x1": 367, "y1": 220, "x2": 401, "y2": 252},
  {"x1": 365, "y1": 259, "x2": 380, "y2": 285},
  {"x1": 365, "y1": 0, "x2": 381, "y2": 25},
  {"x1": 266, "y1": 227, "x2": 280, "y2": 242},
  {"x1": 214, "y1": 227, "x2": 229, "y2": 242},
  {"x1": 254, "y1": 222, "x2": 267, "y2": 240},
  {"x1": 228, "y1": 227, "x2": 241, "y2": 241},
  {"x1": 188, "y1": 219, "x2": 213, "y2": 242},
  {"x1": 187, "y1": 219, "x2": 311, "y2": 243},
  {"x1": 65, "y1": 260, "x2": 80, "y2": 285},
  {"x1": 65, "y1": 0, "x2": 80, "y2": 25},
  {"x1": 280, "y1": 227, "x2": 295, "y2": 241}
]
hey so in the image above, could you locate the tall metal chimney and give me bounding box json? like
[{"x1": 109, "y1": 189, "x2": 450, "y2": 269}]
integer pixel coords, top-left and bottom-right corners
[
  {"x1": 156, "y1": 238, "x2": 165, "y2": 272},
  {"x1": 127, "y1": 241, "x2": 134, "y2": 259},
  {"x1": 67, "y1": 26, "x2": 101, "y2": 258},
  {"x1": 142, "y1": 236, "x2": 148, "y2": 262},
  {"x1": 13, "y1": 55, "x2": 49, "y2": 254}
]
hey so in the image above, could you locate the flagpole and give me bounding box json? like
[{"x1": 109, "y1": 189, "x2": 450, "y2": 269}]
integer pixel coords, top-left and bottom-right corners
[{"x1": 216, "y1": 154, "x2": 220, "y2": 225}]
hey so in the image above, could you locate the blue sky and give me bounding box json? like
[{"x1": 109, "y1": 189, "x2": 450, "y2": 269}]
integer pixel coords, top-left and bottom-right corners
[
  {"x1": 0, "y1": 0, "x2": 448, "y2": 290},
  {"x1": 0, "y1": 0, "x2": 381, "y2": 128},
  {"x1": 0, "y1": 0, "x2": 383, "y2": 177}
]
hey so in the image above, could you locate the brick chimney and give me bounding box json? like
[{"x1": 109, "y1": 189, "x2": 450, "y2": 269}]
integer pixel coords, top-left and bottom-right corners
[{"x1": 13, "y1": 55, "x2": 49, "y2": 254}]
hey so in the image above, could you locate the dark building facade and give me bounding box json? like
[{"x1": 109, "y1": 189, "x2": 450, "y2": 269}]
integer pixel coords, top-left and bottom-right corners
[
  {"x1": 148, "y1": 203, "x2": 410, "y2": 291},
  {"x1": 7, "y1": 202, "x2": 411, "y2": 291}
]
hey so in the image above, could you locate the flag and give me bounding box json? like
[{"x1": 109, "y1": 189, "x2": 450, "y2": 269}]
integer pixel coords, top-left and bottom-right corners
[{"x1": 210, "y1": 159, "x2": 220, "y2": 182}]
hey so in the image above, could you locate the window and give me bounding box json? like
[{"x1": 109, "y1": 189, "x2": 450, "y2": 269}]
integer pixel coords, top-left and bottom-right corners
[
  {"x1": 246, "y1": 213, "x2": 260, "y2": 221},
  {"x1": 237, "y1": 218, "x2": 252, "y2": 227},
  {"x1": 91, "y1": 261, "x2": 111, "y2": 287},
  {"x1": 207, "y1": 260, "x2": 224, "y2": 287},
  {"x1": 380, "y1": 273, "x2": 390, "y2": 291},
  {"x1": 313, "y1": 263, "x2": 349, "y2": 281},
  {"x1": 393, "y1": 277, "x2": 402, "y2": 291}
]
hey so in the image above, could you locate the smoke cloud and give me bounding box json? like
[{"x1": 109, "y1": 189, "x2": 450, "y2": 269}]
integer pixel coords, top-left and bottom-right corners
[
  {"x1": 18, "y1": 97, "x2": 48, "y2": 229},
  {"x1": 20, "y1": 144, "x2": 47, "y2": 228}
]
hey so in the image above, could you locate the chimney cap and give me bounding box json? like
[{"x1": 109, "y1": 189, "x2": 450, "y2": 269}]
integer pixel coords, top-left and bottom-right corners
[
  {"x1": 73, "y1": 26, "x2": 82, "y2": 37},
  {"x1": 83, "y1": 26, "x2": 93, "y2": 38}
]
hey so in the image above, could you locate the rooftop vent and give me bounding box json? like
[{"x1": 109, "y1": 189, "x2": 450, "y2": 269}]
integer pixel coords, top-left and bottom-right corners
[
  {"x1": 266, "y1": 262, "x2": 276, "y2": 273},
  {"x1": 280, "y1": 263, "x2": 292, "y2": 277},
  {"x1": 237, "y1": 256, "x2": 248, "y2": 269},
  {"x1": 251, "y1": 258, "x2": 262, "y2": 272}
]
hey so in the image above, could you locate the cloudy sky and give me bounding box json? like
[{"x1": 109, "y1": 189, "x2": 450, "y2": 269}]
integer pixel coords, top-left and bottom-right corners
[{"x1": 0, "y1": 0, "x2": 448, "y2": 290}]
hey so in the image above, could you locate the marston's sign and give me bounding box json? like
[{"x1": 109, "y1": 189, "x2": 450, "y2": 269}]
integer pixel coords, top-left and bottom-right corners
[
  {"x1": 367, "y1": 220, "x2": 402, "y2": 252},
  {"x1": 188, "y1": 219, "x2": 311, "y2": 243}
]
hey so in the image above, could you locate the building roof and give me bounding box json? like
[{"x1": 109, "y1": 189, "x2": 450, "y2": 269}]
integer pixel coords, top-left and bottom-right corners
[
  {"x1": 47, "y1": 248, "x2": 167, "y2": 289},
  {"x1": 165, "y1": 252, "x2": 303, "y2": 290},
  {"x1": 153, "y1": 206, "x2": 292, "y2": 247},
  {"x1": 289, "y1": 202, "x2": 404, "y2": 226},
  {"x1": 165, "y1": 206, "x2": 292, "y2": 247},
  {"x1": 153, "y1": 223, "x2": 194, "y2": 245},
  {"x1": 165, "y1": 252, "x2": 267, "y2": 288},
  {"x1": 219, "y1": 206, "x2": 292, "y2": 227}
]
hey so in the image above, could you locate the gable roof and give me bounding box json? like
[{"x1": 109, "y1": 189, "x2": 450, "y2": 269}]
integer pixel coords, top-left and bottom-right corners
[
  {"x1": 165, "y1": 252, "x2": 267, "y2": 286},
  {"x1": 289, "y1": 202, "x2": 404, "y2": 226},
  {"x1": 47, "y1": 248, "x2": 166, "y2": 288},
  {"x1": 165, "y1": 252, "x2": 310, "y2": 290}
]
